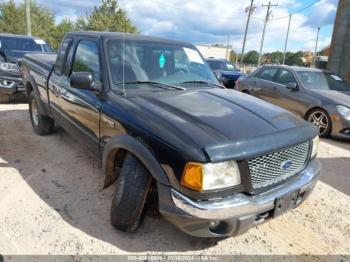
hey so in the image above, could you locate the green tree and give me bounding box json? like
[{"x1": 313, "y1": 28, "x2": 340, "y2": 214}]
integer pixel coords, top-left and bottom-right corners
[
  {"x1": 229, "y1": 50, "x2": 237, "y2": 64},
  {"x1": 51, "y1": 19, "x2": 76, "y2": 49},
  {"x1": 244, "y1": 50, "x2": 259, "y2": 64},
  {"x1": 0, "y1": 0, "x2": 57, "y2": 48},
  {"x1": 263, "y1": 51, "x2": 284, "y2": 64},
  {"x1": 285, "y1": 51, "x2": 303, "y2": 66},
  {"x1": 76, "y1": 0, "x2": 137, "y2": 33}
]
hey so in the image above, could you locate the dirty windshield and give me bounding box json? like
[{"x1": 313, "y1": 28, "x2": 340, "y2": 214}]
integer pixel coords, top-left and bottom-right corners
[{"x1": 106, "y1": 39, "x2": 218, "y2": 90}]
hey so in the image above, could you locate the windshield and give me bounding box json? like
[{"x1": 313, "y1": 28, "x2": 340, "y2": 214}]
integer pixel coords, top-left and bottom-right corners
[
  {"x1": 106, "y1": 39, "x2": 218, "y2": 89},
  {"x1": 0, "y1": 37, "x2": 53, "y2": 53},
  {"x1": 297, "y1": 71, "x2": 350, "y2": 91},
  {"x1": 207, "y1": 60, "x2": 238, "y2": 71}
]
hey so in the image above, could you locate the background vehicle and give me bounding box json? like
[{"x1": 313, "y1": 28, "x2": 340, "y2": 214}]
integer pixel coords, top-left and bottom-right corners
[
  {"x1": 206, "y1": 58, "x2": 242, "y2": 88},
  {"x1": 235, "y1": 65, "x2": 350, "y2": 139},
  {"x1": 21, "y1": 32, "x2": 320, "y2": 238},
  {"x1": 0, "y1": 33, "x2": 53, "y2": 103}
]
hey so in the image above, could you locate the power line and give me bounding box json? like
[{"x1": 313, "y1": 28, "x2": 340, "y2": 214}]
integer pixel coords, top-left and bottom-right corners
[
  {"x1": 252, "y1": 0, "x2": 321, "y2": 21},
  {"x1": 241, "y1": 0, "x2": 255, "y2": 65}
]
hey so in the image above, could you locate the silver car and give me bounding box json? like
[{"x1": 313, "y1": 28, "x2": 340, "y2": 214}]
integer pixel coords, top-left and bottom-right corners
[{"x1": 235, "y1": 65, "x2": 350, "y2": 139}]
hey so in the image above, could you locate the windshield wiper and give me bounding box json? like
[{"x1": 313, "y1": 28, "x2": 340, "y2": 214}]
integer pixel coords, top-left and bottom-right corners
[
  {"x1": 179, "y1": 80, "x2": 225, "y2": 88},
  {"x1": 116, "y1": 81, "x2": 186, "y2": 90}
]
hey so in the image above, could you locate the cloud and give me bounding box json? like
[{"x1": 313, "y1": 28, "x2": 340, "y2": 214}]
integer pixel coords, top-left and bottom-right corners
[{"x1": 5, "y1": 0, "x2": 338, "y2": 52}]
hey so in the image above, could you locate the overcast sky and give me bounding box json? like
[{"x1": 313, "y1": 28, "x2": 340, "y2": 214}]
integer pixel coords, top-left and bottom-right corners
[{"x1": 8, "y1": 0, "x2": 338, "y2": 52}]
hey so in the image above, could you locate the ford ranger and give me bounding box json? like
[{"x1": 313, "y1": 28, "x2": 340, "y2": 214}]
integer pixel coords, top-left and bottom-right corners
[{"x1": 21, "y1": 32, "x2": 321, "y2": 238}]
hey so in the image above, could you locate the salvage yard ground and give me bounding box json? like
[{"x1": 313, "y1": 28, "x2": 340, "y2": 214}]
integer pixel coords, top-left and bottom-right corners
[{"x1": 0, "y1": 103, "x2": 350, "y2": 256}]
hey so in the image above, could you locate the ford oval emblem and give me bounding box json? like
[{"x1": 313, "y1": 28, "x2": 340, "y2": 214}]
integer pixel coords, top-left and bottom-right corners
[{"x1": 281, "y1": 160, "x2": 293, "y2": 170}]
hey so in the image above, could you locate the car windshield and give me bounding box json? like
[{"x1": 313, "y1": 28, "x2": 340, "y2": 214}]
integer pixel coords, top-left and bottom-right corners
[
  {"x1": 207, "y1": 60, "x2": 239, "y2": 71},
  {"x1": 0, "y1": 36, "x2": 53, "y2": 52},
  {"x1": 297, "y1": 71, "x2": 350, "y2": 91},
  {"x1": 106, "y1": 39, "x2": 218, "y2": 90}
]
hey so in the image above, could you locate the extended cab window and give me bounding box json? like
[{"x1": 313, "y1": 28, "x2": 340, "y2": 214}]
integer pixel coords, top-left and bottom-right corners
[
  {"x1": 275, "y1": 69, "x2": 296, "y2": 85},
  {"x1": 255, "y1": 68, "x2": 278, "y2": 81},
  {"x1": 72, "y1": 40, "x2": 101, "y2": 81},
  {"x1": 54, "y1": 38, "x2": 73, "y2": 75}
]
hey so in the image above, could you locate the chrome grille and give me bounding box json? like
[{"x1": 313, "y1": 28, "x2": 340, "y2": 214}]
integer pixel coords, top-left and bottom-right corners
[{"x1": 248, "y1": 141, "x2": 311, "y2": 189}]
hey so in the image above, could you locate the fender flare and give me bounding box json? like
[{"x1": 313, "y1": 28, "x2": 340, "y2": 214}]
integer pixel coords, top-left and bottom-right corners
[
  {"x1": 102, "y1": 135, "x2": 170, "y2": 188},
  {"x1": 23, "y1": 75, "x2": 49, "y2": 116}
]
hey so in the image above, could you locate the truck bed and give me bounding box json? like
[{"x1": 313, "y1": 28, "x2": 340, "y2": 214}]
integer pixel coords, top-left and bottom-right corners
[{"x1": 23, "y1": 53, "x2": 56, "y2": 71}]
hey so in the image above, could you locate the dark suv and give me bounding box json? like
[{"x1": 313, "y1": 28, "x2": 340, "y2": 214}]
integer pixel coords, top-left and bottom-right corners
[
  {"x1": 0, "y1": 33, "x2": 53, "y2": 102},
  {"x1": 21, "y1": 32, "x2": 320, "y2": 238}
]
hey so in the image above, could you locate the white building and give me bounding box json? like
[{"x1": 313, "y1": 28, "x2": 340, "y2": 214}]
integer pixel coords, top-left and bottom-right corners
[{"x1": 196, "y1": 45, "x2": 232, "y2": 60}]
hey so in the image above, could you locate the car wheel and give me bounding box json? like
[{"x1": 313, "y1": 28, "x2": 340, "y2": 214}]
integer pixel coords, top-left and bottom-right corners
[
  {"x1": 307, "y1": 109, "x2": 332, "y2": 137},
  {"x1": 110, "y1": 153, "x2": 152, "y2": 233},
  {"x1": 29, "y1": 92, "x2": 55, "y2": 135},
  {"x1": 0, "y1": 94, "x2": 10, "y2": 103}
]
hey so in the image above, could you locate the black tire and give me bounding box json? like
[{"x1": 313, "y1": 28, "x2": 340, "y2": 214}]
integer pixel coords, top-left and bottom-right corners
[
  {"x1": 110, "y1": 153, "x2": 152, "y2": 233},
  {"x1": 29, "y1": 92, "x2": 55, "y2": 135},
  {"x1": 306, "y1": 108, "x2": 332, "y2": 137},
  {"x1": 0, "y1": 94, "x2": 10, "y2": 103}
]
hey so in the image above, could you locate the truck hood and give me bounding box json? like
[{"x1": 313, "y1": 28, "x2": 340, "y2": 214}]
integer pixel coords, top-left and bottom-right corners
[
  {"x1": 215, "y1": 70, "x2": 242, "y2": 80},
  {"x1": 129, "y1": 88, "x2": 316, "y2": 162}
]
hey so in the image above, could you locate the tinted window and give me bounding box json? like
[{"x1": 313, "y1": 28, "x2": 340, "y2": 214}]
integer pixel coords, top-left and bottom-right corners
[
  {"x1": 255, "y1": 68, "x2": 278, "y2": 81},
  {"x1": 275, "y1": 69, "x2": 296, "y2": 85},
  {"x1": 0, "y1": 36, "x2": 53, "y2": 52},
  {"x1": 54, "y1": 38, "x2": 73, "y2": 75},
  {"x1": 72, "y1": 40, "x2": 101, "y2": 81},
  {"x1": 207, "y1": 60, "x2": 238, "y2": 71}
]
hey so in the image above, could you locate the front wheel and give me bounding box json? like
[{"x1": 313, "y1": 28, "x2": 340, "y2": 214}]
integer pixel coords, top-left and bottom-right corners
[
  {"x1": 29, "y1": 93, "x2": 55, "y2": 135},
  {"x1": 110, "y1": 153, "x2": 152, "y2": 233},
  {"x1": 307, "y1": 109, "x2": 332, "y2": 137}
]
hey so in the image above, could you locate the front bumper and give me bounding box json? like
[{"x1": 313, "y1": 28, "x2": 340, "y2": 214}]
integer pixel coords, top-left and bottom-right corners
[
  {"x1": 331, "y1": 116, "x2": 350, "y2": 140},
  {"x1": 158, "y1": 159, "x2": 321, "y2": 238},
  {"x1": 0, "y1": 75, "x2": 24, "y2": 95}
]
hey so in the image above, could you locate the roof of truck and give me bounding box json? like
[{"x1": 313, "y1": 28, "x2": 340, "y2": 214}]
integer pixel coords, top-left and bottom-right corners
[
  {"x1": 65, "y1": 31, "x2": 191, "y2": 45},
  {"x1": 0, "y1": 33, "x2": 43, "y2": 40}
]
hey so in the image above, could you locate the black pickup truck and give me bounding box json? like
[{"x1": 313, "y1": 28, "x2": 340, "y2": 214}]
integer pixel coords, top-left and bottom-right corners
[
  {"x1": 21, "y1": 32, "x2": 321, "y2": 238},
  {"x1": 0, "y1": 33, "x2": 53, "y2": 102}
]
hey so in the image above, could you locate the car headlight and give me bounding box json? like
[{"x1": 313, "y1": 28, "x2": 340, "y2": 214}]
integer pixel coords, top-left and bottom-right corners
[
  {"x1": 0, "y1": 62, "x2": 20, "y2": 74},
  {"x1": 311, "y1": 136, "x2": 319, "y2": 159},
  {"x1": 336, "y1": 105, "x2": 350, "y2": 119},
  {"x1": 181, "y1": 161, "x2": 241, "y2": 191}
]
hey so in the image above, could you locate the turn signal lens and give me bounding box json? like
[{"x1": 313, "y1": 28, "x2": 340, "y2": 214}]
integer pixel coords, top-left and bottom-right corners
[
  {"x1": 181, "y1": 161, "x2": 241, "y2": 191},
  {"x1": 181, "y1": 163, "x2": 203, "y2": 191}
]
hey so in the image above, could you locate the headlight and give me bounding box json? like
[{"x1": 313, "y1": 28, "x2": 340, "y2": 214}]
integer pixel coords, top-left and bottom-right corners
[
  {"x1": 311, "y1": 136, "x2": 319, "y2": 159},
  {"x1": 181, "y1": 161, "x2": 241, "y2": 191},
  {"x1": 0, "y1": 62, "x2": 20, "y2": 74},
  {"x1": 336, "y1": 105, "x2": 350, "y2": 119}
]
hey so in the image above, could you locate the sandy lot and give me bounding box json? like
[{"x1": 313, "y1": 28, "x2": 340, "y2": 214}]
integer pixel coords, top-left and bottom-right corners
[{"x1": 0, "y1": 103, "x2": 350, "y2": 256}]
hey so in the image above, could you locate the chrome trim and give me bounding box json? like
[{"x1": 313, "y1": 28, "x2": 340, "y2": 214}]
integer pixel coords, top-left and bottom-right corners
[{"x1": 171, "y1": 159, "x2": 321, "y2": 220}]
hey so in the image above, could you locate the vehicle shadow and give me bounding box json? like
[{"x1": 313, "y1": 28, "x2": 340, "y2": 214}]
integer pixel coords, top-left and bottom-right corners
[{"x1": 0, "y1": 108, "x2": 219, "y2": 252}]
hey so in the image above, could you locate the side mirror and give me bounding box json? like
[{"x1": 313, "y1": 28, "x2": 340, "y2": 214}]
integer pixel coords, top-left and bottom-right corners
[
  {"x1": 69, "y1": 72, "x2": 103, "y2": 93},
  {"x1": 70, "y1": 72, "x2": 93, "y2": 89},
  {"x1": 285, "y1": 82, "x2": 298, "y2": 90}
]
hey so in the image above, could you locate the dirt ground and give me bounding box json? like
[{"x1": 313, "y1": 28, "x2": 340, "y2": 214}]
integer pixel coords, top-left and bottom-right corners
[{"x1": 0, "y1": 103, "x2": 350, "y2": 256}]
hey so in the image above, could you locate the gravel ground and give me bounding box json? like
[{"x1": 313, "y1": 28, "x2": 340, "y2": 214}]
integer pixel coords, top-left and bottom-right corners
[{"x1": 0, "y1": 103, "x2": 350, "y2": 256}]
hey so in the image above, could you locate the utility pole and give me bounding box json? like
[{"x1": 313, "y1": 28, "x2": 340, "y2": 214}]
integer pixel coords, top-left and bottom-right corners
[
  {"x1": 282, "y1": 14, "x2": 292, "y2": 65},
  {"x1": 226, "y1": 33, "x2": 230, "y2": 61},
  {"x1": 258, "y1": 1, "x2": 278, "y2": 67},
  {"x1": 25, "y1": 0, "x2": 31, "y2": 36},
  {"x1": 240, "y1": 0, "x2": 255, "y2": 66},
  {"x1": 313, "y1": 27, "x2": 320, "y2": 67}
]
